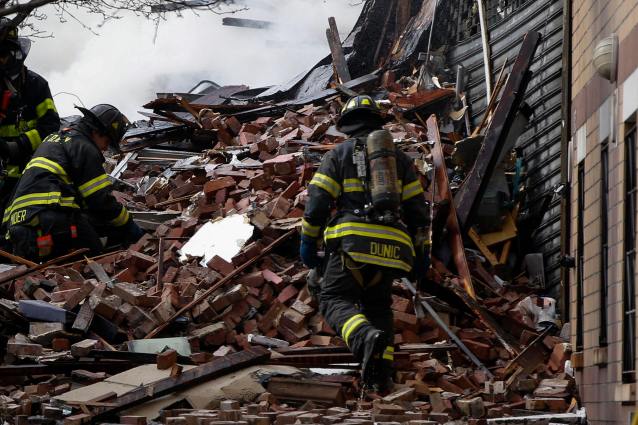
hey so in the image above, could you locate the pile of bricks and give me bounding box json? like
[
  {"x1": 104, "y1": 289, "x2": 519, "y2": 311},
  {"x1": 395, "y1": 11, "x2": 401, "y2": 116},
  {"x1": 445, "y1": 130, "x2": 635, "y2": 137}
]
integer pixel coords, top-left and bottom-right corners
[{"x1": 0, "y1": 70, "x2": 580, "y2": 424}]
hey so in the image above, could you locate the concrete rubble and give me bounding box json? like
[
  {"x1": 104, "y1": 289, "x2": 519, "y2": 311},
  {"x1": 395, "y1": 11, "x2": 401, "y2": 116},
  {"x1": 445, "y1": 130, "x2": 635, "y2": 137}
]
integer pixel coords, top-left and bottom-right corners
[{"x1": 0, "y1": 1, "x2": 583, "y2": 424}]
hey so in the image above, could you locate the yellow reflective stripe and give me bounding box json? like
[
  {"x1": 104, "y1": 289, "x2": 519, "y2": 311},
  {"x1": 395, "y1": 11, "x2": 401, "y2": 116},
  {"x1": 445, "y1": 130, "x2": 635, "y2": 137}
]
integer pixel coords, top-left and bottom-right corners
[
  {"x1": 79, "y1": 174, "x2": 111, "y2": 197},
  {"x1": 26, "y1": 157, "x2": 66, "y2": 175},
  {"x1": 402, "y1": 179, "x2": 424, "y2": 201},
  {"x1": 6, "y1": 165, "x2": 20, "y2": 178},
  {"x1": 309, "y1": 172, "x2": 341, "y2": 198},
  {"x1": 383, "y1": 345, "x2": 395, "y2": 360},
  {"x1": 35, "y1": 98, "x2": 56, "y2": 118},
  {"x1": 25, "y1": 157, "x2": 71, "y2": 184},
  {"x1": 301, "y1": 218, "x2": 321, "y2": 238},
  {"x1": 0, "y1": 124, "x2": 19, "y2": 137},
  {"x1": 347, "y1": 252, "x2": 412, "y2": 272},
  {"x1": 24, "y1": 129, "x2": 42, "y2": 152},
  {"x1": 324, "y1": 222, "x2": 414, "y2": 253},
  {"x1": 0, "y1": 117, "x2": 43, "y2": 138},
  {"x1": 3, "y1": 192, "x2": 80, "y2": 223},
  {"x1": 343, "y1": 178, "x2": 364, "y2": 193},
  {"x1": 111, "y1": 206, "x2": 129, "y2": 227},
  {"x1": 341, "y1": 313, "x2": 367, "y2": 347}
]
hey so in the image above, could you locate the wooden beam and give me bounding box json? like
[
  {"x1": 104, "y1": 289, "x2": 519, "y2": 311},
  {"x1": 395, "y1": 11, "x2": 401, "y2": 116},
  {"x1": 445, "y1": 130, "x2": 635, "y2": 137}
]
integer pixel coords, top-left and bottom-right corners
[
  {"x1": 468, "y1": 228, "x2": 500, "y2": 267},
  {"x1": 0, "y1": 248, "x2": 90, "y2": 286},
  {"x1": 454, "y1": 32, "x2": 541, "y2": 230},
  {"x1": 90, "y1": 348, "x2": 270, "y2": 421},
  {"x1": 423, "y1": 114, "x2": 476, "y2": 299},
  {"x1": 326, "y1": 17, "x2": 352, "y2": 83},
  {"x1": 0, "y1": 249, "x2": 37, "y2": 267}
]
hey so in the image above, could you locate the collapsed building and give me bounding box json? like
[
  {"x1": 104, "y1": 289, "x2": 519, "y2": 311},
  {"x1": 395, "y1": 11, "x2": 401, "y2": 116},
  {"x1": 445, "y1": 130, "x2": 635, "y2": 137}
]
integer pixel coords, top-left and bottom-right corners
[{"x1": 0, "y1": 1, "x2": 582, "y2": 424}]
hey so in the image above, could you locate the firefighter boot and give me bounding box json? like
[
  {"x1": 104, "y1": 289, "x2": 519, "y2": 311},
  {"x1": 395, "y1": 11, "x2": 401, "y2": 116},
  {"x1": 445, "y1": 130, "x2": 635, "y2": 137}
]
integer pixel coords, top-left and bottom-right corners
[
  {"x1": 361, "y1": 328, "x2": 386, "y2": 388},
  {"x1": 375, "y1": 358, "x2": 395, "y2": 394}
]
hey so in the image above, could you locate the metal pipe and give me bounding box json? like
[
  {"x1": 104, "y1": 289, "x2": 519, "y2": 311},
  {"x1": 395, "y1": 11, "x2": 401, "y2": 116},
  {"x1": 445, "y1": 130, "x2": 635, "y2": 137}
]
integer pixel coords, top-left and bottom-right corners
[{"x1": 477, "y1": 0, "x2": 493, "y2": 103}]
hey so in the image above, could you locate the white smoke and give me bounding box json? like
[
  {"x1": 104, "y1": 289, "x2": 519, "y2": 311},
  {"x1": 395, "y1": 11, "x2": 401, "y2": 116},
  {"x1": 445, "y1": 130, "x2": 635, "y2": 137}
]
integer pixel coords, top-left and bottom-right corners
[{"x1": 25, "y1": 0, "x2": 364, "y2": 119}]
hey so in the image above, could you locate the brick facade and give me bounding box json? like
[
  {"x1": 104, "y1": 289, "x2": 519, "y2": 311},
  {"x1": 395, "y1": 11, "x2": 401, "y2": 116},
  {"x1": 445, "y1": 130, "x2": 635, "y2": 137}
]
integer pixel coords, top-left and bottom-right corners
[{"x1": 570, "y1": 1, "x2": 638, "y2": 424}]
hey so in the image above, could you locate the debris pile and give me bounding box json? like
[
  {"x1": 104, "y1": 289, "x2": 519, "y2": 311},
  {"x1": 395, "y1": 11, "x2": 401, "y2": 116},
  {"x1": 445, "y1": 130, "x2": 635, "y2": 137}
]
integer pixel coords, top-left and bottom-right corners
[{"x1": 0, "y1": 3, "x2": 582, "y2": 424}]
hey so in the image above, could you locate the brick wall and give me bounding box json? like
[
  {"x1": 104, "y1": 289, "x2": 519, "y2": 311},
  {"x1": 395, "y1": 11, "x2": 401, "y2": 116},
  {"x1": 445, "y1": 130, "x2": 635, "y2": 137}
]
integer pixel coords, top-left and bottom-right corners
[{"x1": 570, "y1": 1, "x2": 638, "y2": 424}]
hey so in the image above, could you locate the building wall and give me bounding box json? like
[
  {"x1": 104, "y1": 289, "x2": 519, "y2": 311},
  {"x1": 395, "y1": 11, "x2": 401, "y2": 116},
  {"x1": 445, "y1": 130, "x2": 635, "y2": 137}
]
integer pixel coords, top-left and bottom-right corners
[{"x1": 570, "y1": 1, "x2": 638, "y2": 424}]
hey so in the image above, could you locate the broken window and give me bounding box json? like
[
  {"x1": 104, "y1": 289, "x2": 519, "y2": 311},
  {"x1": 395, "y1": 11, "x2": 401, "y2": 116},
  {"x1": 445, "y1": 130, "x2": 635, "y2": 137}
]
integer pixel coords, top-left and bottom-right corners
[
  {"x1": 600, "y1": 142, "x2": 609, "y2": 347},
  {"x1": 447, "y1": 0, "x2": 533, "y2": 43},
  {"x1": 623, "y1": 125, "x2": 637, "y2": 383},
  {"x1": 576, "y1": 162, "x2": 585, "y2": 353}
]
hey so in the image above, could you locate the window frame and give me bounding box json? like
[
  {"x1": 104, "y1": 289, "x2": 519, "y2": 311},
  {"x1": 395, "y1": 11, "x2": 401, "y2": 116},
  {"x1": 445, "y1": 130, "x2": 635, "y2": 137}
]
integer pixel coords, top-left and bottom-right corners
[
  {"x1": 622, "y1": 124, "x2": 637, "y2": 383},
  {"x1": 600, "y1": 141, "x2": 609, "y2": 347}
]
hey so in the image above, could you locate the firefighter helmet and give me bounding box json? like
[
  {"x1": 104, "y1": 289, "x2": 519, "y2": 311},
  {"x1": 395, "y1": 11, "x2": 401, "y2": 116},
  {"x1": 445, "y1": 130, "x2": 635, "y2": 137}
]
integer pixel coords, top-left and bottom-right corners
[
  {"x1": 0, "y1": 18, "x2": 31, "y2": 78},
  {"x1": 337, "y1": 95, "x2": 384, "y2": 131},
  {"x1": 76, "y1": 104, "x2": 130, "y2": 152}
]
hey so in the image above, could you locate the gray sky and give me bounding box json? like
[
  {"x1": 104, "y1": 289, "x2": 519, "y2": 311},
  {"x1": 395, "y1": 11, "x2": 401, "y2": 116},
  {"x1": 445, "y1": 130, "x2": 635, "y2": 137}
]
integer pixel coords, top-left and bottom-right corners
[{"x1": 24, "y1": 0, "x2": 363, "y2": 119}]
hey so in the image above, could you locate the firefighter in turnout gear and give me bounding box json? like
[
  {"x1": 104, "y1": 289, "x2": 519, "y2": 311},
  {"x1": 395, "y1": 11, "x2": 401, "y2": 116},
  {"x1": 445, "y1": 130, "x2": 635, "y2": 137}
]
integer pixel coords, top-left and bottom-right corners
[
  {"x1": 0, "y1": 18, "x2": 60, "y2": 210},
  {"x1": 300, "y1": 95, "x2": 430, "y2": 392},
  {"x1": 3, "y1": 104, "x2": 144, "y2": 261}
]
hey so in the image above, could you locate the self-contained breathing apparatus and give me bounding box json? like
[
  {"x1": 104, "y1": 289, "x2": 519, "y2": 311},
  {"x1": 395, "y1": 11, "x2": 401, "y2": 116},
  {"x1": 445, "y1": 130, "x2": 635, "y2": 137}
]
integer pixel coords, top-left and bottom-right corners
[{"x1": 352, "y1": 129, "x2": 401, "y2": 224}]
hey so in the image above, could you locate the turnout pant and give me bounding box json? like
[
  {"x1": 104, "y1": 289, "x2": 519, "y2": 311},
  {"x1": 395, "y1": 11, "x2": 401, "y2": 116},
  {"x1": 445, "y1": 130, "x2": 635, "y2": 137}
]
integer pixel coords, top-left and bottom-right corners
[
  {"x1": 9, "y1": 209, "x2": 126, "y2": 261},
  {"x1": 319, "y1": 251, "x2": 397, "y2": 363}
]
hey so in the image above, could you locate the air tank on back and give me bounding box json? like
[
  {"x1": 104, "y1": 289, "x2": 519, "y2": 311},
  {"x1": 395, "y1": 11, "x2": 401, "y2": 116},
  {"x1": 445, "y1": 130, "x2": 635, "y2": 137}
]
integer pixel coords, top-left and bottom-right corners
[{"x1": 366, "y1": 129, "x2": 400, "y2": 212}]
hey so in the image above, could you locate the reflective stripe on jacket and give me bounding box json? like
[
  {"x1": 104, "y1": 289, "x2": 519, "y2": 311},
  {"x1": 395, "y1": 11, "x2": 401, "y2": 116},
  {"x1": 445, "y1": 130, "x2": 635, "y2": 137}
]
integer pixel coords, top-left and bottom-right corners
[
  {"x1": 1, "y1": 69, "x2": 60, "y2": 177},
  {"x1": 302, "y1": 135, "x2": 429, "y2": 272},
  {"x1": 4, "y1": 125, "x2": 130, "y2": 229}
]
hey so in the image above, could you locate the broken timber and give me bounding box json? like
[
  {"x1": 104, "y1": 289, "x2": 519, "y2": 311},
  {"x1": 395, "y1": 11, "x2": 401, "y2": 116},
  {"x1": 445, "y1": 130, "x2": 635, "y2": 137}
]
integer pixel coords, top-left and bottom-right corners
[
  {"x1": 0, "y1": 248, "x2": 90, "y2": 286},
  {"x1": 326, "y1": 17, "x2": 352, "y2": 83},
  {"x1": 89, "y1": 347, "x2": 270, "y2": 421},
  {"x1": 426, "y1": 114, "x2": 518, "y2": 356},
  {"x1": 454, "y1": 31, "x2": 541, "y2": 230},
  {"x1": 425, "y1": 114, "x2": 476, "y2": 299}
]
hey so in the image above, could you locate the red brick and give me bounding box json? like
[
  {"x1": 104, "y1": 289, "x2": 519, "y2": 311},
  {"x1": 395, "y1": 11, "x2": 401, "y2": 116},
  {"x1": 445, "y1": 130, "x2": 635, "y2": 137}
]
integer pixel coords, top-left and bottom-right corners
[
  {"x1": 277, "y1": 285, "x2": 299, "y2": 305},
  {"x1": 204, "y1": 176, "x2": 236, "y2": 197},
  {"x1": 262, "y1": 269, "x2": 283, "y2": 287},
  {"x1": 49, "y1": 288, "x2": 81, "y2": 303},
  {"x1": 239, "y1": 132, "x2": 258, "y2": 146},
  {"x1": 207, "y1": 255, "x2": 235, "y2": 276},
  {"x1": 280, "y1": 308, "x2": 306, "y2": 331},
  {"x1": 157, "y1": 349, "x2": 177, "y2": 370},
  {"x1": 241, "y1": 271, "x2": 265, "y2": 287},
  {"x1": 52, "y1": 338, "x2": 71, "y2": 352}
]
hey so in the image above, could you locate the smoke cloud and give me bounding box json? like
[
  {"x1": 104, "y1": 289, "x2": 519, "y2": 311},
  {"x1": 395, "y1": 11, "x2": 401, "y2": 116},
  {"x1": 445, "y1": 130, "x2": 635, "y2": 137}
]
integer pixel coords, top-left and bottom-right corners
[{"x1": 25, "y1": 0, "x2": 364, "y2": 119}]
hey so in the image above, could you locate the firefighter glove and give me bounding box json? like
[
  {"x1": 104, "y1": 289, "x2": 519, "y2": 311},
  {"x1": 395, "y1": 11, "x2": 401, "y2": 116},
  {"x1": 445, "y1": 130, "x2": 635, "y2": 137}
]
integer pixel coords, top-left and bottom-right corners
[{"x1": 300, "y1": 237, "x2": 320, "y2": 268}]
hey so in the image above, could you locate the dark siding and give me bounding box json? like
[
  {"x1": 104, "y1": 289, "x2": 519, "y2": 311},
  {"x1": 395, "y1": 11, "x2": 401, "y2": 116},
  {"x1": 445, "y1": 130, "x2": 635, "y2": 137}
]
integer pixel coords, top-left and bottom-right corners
[{"x1": 447, "y1": 0, "x2": 564, "y2": 297}]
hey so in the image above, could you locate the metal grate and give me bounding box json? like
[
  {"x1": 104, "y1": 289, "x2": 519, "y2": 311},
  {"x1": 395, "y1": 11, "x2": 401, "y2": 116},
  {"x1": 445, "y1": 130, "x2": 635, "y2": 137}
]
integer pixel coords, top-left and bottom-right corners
[{"x1": 623, "y1": 125, "x2": 637, "y2": 383}]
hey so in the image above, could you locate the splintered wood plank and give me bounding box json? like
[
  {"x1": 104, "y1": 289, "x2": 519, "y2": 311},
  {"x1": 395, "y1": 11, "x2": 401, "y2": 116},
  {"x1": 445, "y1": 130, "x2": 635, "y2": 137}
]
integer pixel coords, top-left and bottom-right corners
[
  {"x1": 480, "y1": 212, "x2": 518, "y2": 246},
  {"x1": 468, "y1": 228, "x2": 500, "y2": 267},
  {"x1": 89, "y1": 348, "x2": 270, "y2": 421}
]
